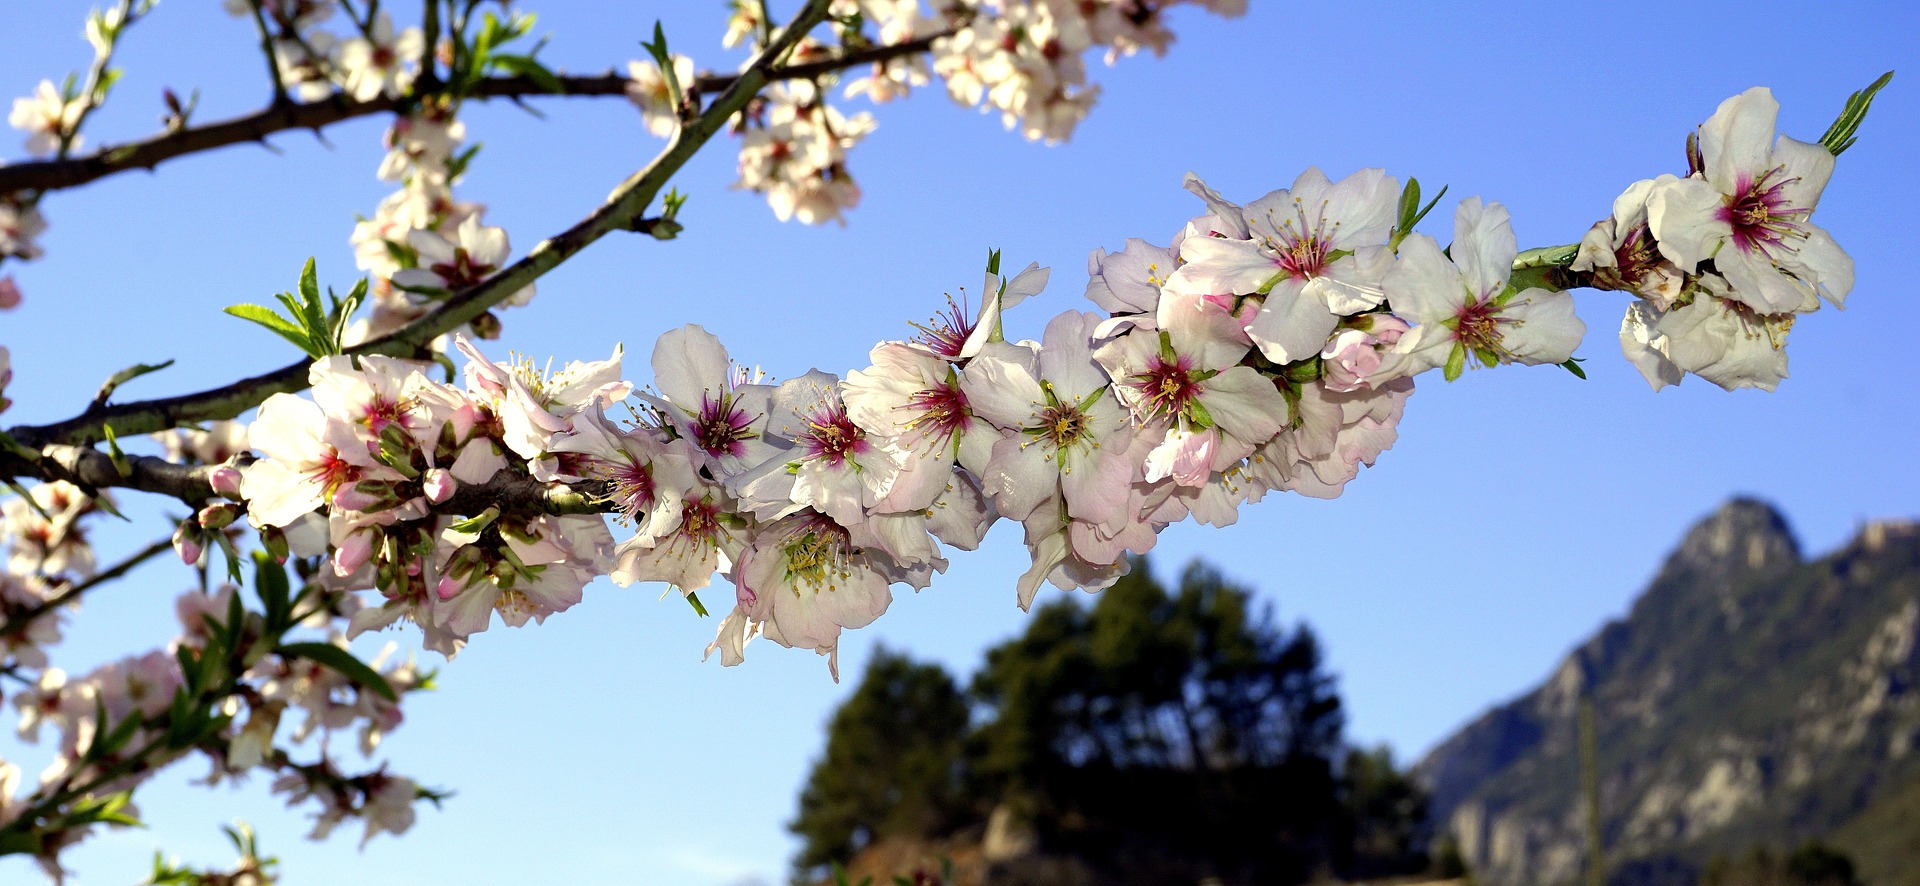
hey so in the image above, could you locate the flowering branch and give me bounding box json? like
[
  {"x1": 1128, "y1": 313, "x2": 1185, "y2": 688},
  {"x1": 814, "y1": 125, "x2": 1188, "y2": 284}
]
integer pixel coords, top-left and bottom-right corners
[
  {"x1": 4, "y1": 0, "x2": 839, "y2": 453},
  {"x1": 0, "y1": 34, "x2": 942, "y2": 196}
]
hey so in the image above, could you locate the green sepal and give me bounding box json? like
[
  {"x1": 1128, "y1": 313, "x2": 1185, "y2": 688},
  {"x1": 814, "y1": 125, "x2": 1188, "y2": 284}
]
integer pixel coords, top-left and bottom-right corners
[
  {"x1": 1558, "y1": 357, "x2": 1588, "y2": 380},
  {"x1": 686, "y1": 591, "x2": 710, "y2": 617},
  {"x1": 1443, "y1": 344, "x2": 1466, "y2": 382}
]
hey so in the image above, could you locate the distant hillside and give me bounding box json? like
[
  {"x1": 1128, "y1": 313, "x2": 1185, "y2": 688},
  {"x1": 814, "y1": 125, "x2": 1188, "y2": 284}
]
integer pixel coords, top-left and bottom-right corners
[{"x1": 1416, "y1": 499, "x2": 1920, "y2": 885}]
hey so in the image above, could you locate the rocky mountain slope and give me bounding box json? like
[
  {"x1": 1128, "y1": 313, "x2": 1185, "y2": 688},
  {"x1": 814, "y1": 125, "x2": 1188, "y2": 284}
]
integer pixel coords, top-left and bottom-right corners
[{"x1": 1417, "y1": 499, "x2": 1920, "y2": 885}]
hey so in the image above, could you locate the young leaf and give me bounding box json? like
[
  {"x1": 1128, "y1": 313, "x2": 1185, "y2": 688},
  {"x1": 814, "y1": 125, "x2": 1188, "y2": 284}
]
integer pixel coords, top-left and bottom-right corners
[
  {"x1": 223, "y1": 304, "x2": 316, "y2": 355},
  {"x1": 490, "y1": 54, "x2": 564, "y2": 93},
  {"x1": 253, "y1": 551, "x2": 292, "y2": 633},
  {"x1": 275, "y1": 642, "x2": 399, "y2": 701},
  {"x1": 1819, "y1": 70, "x2": 1894, "y2": 156}
]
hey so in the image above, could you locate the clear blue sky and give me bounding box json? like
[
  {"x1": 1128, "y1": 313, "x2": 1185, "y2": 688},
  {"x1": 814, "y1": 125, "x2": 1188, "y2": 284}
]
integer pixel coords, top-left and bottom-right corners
[{"x1": 2, "y1": 1, "x2": 1915, "y2": 883}]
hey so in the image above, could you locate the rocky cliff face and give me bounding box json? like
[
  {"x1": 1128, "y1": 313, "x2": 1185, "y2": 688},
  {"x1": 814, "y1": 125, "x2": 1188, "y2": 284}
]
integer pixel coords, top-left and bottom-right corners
[{"x1": 1417, "y1": 500, "x2": 1920, "y2": 885}]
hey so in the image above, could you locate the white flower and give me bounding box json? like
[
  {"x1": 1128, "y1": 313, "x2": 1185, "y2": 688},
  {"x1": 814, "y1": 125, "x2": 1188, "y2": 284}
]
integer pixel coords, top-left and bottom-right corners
[
  {"x1": 1385, "y1": 198, "x2": 1585, "y2": 379},
  {"x1": 1618, "y1": 281, "x2": 1794, "y2": 392},
  {"x1": 1168, "y1": 168, "x2": 1400, "y2": 364},
  {"x1": 9, "y1": 80, "x2": 83, "y2": 157},
  {"x1": 625, "y1": 55, "x2": 695, "y2": 138},
  {"x1": 1647, "y1": 87, "x2": 1852, "y2": 314},
  {"x1": 336, "y1": 13, "x2": 424, "y2": 101},
  {"x1": 964, "y1": 311, "x2": 1133, "y2": 525}
]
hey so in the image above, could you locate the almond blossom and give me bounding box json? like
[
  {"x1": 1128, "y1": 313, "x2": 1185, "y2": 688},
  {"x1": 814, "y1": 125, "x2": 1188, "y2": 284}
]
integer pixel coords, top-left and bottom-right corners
[
  {"x1": 1647, "y1": 87, "x2": 1852, "y2": 315},
  {"x1": 1170, "y1": 168, "x2": 1400, "y2": 364},
  {"x1": 9, "y1": 80, "x2": 83, "y2": 157},
  {"x1": 335, "y1": 13, "x2": 424, "y2": 101},
  {"x1": 1384, "y1": 198, "x2": 1585, "y2": 380},
  {"x1": 625, "y1": 54, "x2": 695, "y2": 138}
]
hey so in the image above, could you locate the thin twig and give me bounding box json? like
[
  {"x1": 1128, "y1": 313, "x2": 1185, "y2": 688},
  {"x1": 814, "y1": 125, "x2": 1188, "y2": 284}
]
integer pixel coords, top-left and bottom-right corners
[{"x1": 0, "y1": 537, "x2": 173, "y2": 639}]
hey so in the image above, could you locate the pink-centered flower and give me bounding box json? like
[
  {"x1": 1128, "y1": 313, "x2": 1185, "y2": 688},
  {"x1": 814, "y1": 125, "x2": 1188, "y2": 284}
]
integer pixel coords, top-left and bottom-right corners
[
  {"x1": 1170, "y1": 168, "x2": 1399, "y2": 364},
  {"x1": 1647, "y1": 87, "x2": 1852, "y2": 315}
]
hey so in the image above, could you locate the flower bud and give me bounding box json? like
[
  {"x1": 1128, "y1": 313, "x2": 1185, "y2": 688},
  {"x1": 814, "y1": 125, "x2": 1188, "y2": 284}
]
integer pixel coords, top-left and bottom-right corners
[
  {"x1": 261, "y1": 526, "x2": 291, "y2": 564},
  {"x1": 469, "y1": 310, "x2": 503, "y2": 340},
  {"x1": 435, "y1": 573, "x2": 466, "y2": 601},
  {"x1": 333, "y1": 483, "x2": 383, "y2": 512},
  {"x1": 172, "y1": 521, "x2": 204, "y2": 566},
  {"x1": 197, "y1": 502, "x2": 238, "y2": 530},
  {"x1": 423, "y1": 468, "x2": 456, "y2": 504},
  {"x1": 333, "y1": 531, "x2": 376, "y2": 578},
  {"x1": 0, "y1": 276, "x2": 20, "y2": 310},
  {"x1": 207, "y1": 463, "x2": 244, "y2": 499}
]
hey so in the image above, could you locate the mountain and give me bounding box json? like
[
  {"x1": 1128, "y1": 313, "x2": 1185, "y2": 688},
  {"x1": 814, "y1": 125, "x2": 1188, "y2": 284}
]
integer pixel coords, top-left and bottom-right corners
[{"x1": 1417, "y1": 499, "x2": 1920, "y2": 885}]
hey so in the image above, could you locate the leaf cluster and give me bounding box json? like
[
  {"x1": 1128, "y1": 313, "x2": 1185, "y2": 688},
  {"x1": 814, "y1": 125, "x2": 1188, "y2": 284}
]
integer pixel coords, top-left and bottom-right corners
[{"x1": 223, "y1": 259, "x2": 367, "y2": 359}]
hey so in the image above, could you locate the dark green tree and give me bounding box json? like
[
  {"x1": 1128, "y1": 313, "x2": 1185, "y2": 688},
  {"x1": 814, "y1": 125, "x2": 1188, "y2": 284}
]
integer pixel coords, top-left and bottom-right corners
[
  {"x1": 1334, "y1": 744, "x2": 1432, "y2": 879},
  {"x1": 968, "y1": 559, "x2": 1349, "y2": 884},
  {"x1": 789, "y1": 557, "x2": 1434, "y2": 885},
  {"x1": 1702, "y1": 841, "x2": 1860, "y2": 886},
  {"x1": 790, "y1": 646, "x2": 974, "y2": 879}
]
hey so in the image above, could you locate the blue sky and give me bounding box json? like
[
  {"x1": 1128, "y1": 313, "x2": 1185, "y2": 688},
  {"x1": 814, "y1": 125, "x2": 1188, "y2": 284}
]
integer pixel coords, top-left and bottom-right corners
[{"x1": 1, "y1": 1, "x2": 1915, "y2": 883}]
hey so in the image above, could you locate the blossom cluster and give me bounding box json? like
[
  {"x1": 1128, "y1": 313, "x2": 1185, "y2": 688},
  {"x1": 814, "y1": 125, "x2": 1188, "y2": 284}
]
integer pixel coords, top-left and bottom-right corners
[
  {"x1": 212, "y1": 81, "x2": 1862, "y2": 684},
  {"x1": 1574, "y1": 87, "x2": 1852, "y2": 391},
  {"x1": 0, "y1": 467, "x2": 431, "y2": 873},
  {"x1": 222, "y1": 160, "x2": 1596, "y2": 681},
  {"x1": 630, "y1": 0, "x2": 1247, "y2": 224},
  {"x1": 219, "y1": 0, "x2": 424, "y2": 104}
]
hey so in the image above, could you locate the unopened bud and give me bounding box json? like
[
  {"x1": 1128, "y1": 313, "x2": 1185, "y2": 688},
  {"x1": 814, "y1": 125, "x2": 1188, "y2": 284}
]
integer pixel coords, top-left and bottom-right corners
[
  {"x1": 172, "y1": 521, "x2": 204, "y2": 566},
  {"x1": 435, "y1": 573, "x2": 465, "y2": 601},
  {"x1": 197, "y1": 502, "x2": 238, "y2": 530},
  {"x1": 0, "y1": 276, "x2": 20, "y2": 310},
  {"x1": 332, "y1": 483, "x2": 383, "y2": 512},
  {"x1": 207, "y1": 463, "x2": 244, "y2": 498},
  {"x1": 333, "y1": 531, "x2": 376, "y2": 578},
  {"x1": 423, "y1": 468, "x2": 456, "y2": 504},
  {"x1": 261, "y1": 526, "x2": 291, "y2": 564},
  {"x1": 468, "y1": 310, "x2": 503, "y2": 340}
]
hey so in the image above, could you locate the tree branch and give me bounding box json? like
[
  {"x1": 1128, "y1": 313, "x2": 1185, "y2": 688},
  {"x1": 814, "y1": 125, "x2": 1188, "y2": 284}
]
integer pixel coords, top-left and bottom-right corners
[{"x1": 0, "y1": 32, "x2": 945, "y2": 195}]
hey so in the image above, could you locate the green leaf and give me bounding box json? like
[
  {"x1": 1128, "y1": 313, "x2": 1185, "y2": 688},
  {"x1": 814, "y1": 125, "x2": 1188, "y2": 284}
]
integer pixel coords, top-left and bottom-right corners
[
  {"x1": 686, "y1": 591, "x2": 709, "y2": 617},
  {"x1": 254, "y1": 551, "x2": 292, "y2": 633},
  {"x1": 94, "y1": 359, "x2": 174, "y2": 405},
  {"x1": 1820, "y1": 70, "x2": 1893, "y2": 156},
  {"x1": 223, "y1": 304, "x2": 316, "y2": 355},
  {"x1": 329, "y1": 277, "x2": 369, "y2": 354},
  {"x1": 491, "y1": 53, "x2": 565, "y2": 93},
  {"x1": 276, "y1": 642, "x2": 398, "y2": 701},
  {"x1": 294, "y1": 258, "x2": 330, "y2": 342},
  {"x1": 1559, "y1": 357, "x2": 1588, "y2": 380},
  {"x1": 102, "y1": 424, "x2": 133, "y2": 480}
]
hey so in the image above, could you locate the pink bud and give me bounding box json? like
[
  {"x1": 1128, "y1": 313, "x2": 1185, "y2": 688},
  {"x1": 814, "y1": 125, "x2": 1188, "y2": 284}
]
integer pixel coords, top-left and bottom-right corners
[
  {"x1": 423, "y1": 468, "x2": 456, "y2": 504},
  {"x1": 435, "y1": 574, "x2": 465, "y2": 601},
  {"x1": 0, "y1": 276, "x2": 20, "y2": 310},
  {"x1": 207, "y1": 464, "x2": 244, "y2": 498},
  {"x1": 172, "y1": 522, "x2": 203, "y2": 566},
  {"x1": 333, "y1": 532, "x2": 375, "y2": 577},
  {"x1": 332, "y1": 483, "x2": 382, "y2": 511}
]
